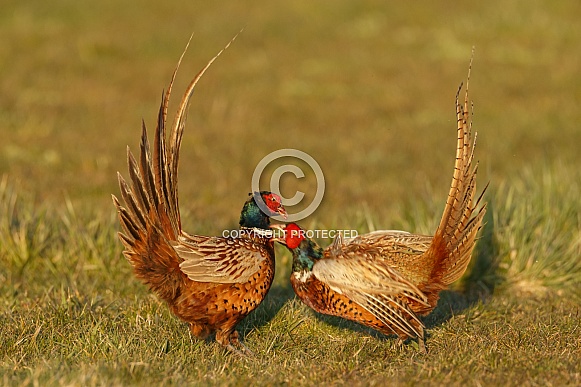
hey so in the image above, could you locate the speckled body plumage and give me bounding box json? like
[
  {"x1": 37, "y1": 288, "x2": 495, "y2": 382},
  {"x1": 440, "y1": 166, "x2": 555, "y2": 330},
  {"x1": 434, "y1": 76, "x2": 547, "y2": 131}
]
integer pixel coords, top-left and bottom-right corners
[
  {"x1": 145, "y1": 231, "x2": 277, "y2": 345},
  {"x1": 291, "y1": 272, "x2": 397, "y2": 334},
  {"x1": 112, "y1": 39, "x2": 286, "y2": 353}
]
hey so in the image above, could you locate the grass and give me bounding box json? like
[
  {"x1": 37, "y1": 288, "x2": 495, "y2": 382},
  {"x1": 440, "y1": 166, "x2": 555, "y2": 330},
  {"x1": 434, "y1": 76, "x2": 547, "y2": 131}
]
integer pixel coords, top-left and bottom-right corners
[
  {"x1": 1, "y1": 0, "x2": 581, "y2": 385},
  {"x1": 1, "y1": 167, "x2": 580, "y2": 386}
]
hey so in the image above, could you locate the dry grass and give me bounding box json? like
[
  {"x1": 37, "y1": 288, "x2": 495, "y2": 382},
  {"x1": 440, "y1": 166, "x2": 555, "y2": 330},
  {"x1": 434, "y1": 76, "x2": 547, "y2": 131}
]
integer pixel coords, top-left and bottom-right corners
[{"x1": 1, "y1": 171, "x2": 580, "y2": 386}]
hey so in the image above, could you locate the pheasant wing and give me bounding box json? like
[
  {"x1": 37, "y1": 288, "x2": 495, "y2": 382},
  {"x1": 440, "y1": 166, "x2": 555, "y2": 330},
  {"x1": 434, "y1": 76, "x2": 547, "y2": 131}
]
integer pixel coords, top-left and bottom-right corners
[
  {"x1": 346, "y1": 231, "x2": 432, "y2": 255},
  {"x1": 313, "y1": 257, "x2": 429, "y2": 305},
  {"x1": 312, "y1": 257, "x2": 428, "y2": 338},
  {"x1": 175, "y1": 235, "x2": 267, "y2": 283},
  {"x1": 338, "y1": 232, "x2": 433, "y2": 283}
]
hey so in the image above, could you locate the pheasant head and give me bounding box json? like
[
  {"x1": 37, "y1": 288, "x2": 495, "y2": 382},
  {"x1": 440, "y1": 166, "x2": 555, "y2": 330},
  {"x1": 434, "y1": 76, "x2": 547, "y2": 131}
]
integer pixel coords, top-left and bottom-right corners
[
  {"x1": 277, "y1": 223, "x2": 323, "y2": 273},
  {"x1": 239, "y1": 191, "x2": 287, "y2": 230}
]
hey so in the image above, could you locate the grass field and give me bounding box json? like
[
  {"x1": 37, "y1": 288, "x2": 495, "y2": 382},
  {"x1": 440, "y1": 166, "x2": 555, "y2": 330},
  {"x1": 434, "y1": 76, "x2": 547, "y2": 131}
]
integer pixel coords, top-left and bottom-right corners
[{"x1": 1, "y1": 1, "x2": 580, "y2": 385}]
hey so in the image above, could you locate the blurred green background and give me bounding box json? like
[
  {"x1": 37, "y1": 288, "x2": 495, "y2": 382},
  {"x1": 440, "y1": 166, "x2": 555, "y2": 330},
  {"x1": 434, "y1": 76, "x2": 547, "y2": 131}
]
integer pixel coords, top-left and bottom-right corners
[{"x1": 2, "y1": 0, "x2": 579, "y2": 231}]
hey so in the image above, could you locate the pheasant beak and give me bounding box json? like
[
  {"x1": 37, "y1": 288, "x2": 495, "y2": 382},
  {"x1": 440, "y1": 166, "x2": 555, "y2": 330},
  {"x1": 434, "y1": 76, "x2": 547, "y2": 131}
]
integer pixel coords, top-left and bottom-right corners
[
  {"x1": 276, "y1": 206, "x2": 288, "y2": 220},
  {"x1": 270, "y1": 224, "x2": 287, "y2": 244},
  {"x1": 270, "y1": 224, "x2": 285, "y2": 231}
]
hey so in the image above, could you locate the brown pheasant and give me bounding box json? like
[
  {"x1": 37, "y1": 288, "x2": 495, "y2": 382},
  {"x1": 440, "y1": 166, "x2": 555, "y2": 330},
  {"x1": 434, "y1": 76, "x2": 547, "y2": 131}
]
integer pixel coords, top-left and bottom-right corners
[
  {"x1": 112, "y1": 40, "x2": 287, "y2": 354},
  {"x1": 275, "y1": 62, "x2": 487, "y2": 352}
]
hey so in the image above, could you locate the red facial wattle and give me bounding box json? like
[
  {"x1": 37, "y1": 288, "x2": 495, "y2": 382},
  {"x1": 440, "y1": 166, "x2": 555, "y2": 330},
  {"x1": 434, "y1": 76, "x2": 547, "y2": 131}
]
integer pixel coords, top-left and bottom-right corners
[
  {"x1": 285, "y1": 223, "x2": 304, "y2": 249},
  {"x1": 263, "y1": 193, "x2": 287, "y2": 218}
]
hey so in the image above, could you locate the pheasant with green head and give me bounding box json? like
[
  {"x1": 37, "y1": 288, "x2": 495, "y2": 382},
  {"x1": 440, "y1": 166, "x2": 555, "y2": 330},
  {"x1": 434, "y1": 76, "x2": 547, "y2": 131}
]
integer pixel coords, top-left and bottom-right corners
[
  {"x1": 276, "y1": 63, "x2": 486, "y2": 352},
  {"x1": 112, "y1": 39, "x2": 287, "y2": 355}
]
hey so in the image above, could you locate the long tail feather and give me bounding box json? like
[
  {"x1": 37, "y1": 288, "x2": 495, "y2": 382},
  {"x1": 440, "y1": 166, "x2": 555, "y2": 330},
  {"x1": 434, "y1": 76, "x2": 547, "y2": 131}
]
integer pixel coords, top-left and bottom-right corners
[
  {"x1": 166, "y1": 34, "x2": 239, "y2": 235},
  {"x1": 428, "y1": 51, "x2": 487, "y2": 287},
  {"x1": 112, "y1": 35, "x2": 235, "y2": 294}
]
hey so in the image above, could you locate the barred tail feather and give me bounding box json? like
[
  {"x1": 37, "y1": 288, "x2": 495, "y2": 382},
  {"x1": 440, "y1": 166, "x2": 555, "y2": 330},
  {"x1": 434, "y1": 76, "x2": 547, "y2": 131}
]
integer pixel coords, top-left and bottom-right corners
[
  {"x1": 112, "y1": 35, "x2": 234, "y2": 300},
  {"x1": 440, "y1": 186, "x2": 487, "y2": 285},
  {"x1": 427, "y1": 53, "x2": 487, "y2": 287}
]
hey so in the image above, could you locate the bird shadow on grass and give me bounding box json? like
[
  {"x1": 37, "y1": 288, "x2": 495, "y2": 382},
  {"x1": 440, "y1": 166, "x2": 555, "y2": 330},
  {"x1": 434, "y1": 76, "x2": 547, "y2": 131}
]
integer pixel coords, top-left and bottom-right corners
[
  {"x1": 238, "y1": 283, "x2": 295, "y2": 338},
  {"x1": 423, "y1": 205, "x2": 500, "y2": 333},
  {"x1": 425, "y1": 205, "x2": 501, "y2": 333}
]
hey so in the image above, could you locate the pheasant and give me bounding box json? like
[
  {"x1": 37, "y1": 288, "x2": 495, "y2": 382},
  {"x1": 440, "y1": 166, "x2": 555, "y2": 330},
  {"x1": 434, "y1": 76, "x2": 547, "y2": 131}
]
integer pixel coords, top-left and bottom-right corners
[
  {"x1": 112, "y1": 40, "x2": 287, "y2": 355},
  {"x1": 275, "y1": 63, "x2": 487, "y2": 352}
]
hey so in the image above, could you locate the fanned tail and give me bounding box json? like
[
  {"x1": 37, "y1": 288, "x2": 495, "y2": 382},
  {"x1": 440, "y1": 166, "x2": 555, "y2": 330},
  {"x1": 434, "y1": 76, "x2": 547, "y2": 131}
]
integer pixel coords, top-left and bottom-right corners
[
  {"x1": 428, "y1": 52, "x2": 488, "y2": 288},
  {"x1": 111, "y1": 35, "x2": 234, "y2": 298}
]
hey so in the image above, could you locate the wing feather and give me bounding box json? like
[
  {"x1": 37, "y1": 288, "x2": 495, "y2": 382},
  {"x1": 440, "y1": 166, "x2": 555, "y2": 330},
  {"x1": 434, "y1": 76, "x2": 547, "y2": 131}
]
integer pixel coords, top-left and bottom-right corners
[
  {"x1": 313, "y1": 258, "x2": 429, "y2": 306},
  {"x1": 353, "y1": 292, "x2": 424, "y2": 338},
  {"x1": 175, "y1": 236, "x2": 265, "y2": 283},
  {"x1": 312, "y1": 257, "x2": 427, "y2": 339}
]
